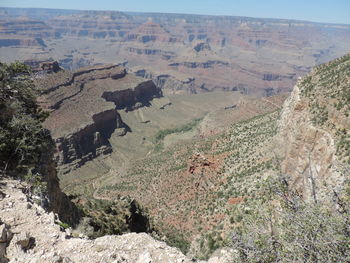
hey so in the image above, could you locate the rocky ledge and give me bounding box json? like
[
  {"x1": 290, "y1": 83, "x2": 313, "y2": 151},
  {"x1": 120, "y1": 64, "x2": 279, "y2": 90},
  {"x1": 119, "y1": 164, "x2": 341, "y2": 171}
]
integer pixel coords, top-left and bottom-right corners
[
  {"x1": 37, "y1": 64, "x2": 162, "y2": 173},
  {"x1": 133, "y1": 68, "x2": 198, "y2": 94},
  {"x1": 25, "y1": 59, "x2": 62, "y2": 73},
  {"x1": 0, "y1": 179, "x2": 233, "y2": 263},
  {"x1": 169, "y1": 60, "x2": 229, "y2": 69}
]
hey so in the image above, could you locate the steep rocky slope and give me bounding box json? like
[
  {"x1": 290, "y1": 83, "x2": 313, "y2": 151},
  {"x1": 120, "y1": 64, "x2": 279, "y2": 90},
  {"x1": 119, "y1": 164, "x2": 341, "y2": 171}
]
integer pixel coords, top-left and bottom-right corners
[
  {"x1": 277, "y1": 54, "x2": 350, "y2": 201},
  {"x1": 87, "y1": 95, "x2": 286, "y2": 257},
  {"x1": 0, "y1": 178, "x2": 234, "y2": 263},
  {"x1": 0, "y1": 61, "x2": 80, "y2": 228},
  {"x1": 227, "y1": 54, "x2": 350, "y2": 262}
]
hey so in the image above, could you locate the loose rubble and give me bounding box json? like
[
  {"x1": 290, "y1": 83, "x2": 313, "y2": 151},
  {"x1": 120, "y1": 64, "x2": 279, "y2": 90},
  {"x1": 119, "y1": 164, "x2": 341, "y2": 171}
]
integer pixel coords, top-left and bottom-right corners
[{"x1": 0, "y1": 178, "x2": 233, "y2": 263}]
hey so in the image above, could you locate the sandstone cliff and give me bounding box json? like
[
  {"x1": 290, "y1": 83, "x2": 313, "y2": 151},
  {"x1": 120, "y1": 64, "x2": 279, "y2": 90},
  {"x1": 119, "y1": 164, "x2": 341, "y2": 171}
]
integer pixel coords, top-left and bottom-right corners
[
  {"x1": 133, "y1": 68, "x2": 199, "y2": 94},
  {"x1": 277, "y1": 54, "x2": 350, "y2": 202},
  {"x1": 37, "y1": 65, "x2": 161, "y2": 174}
]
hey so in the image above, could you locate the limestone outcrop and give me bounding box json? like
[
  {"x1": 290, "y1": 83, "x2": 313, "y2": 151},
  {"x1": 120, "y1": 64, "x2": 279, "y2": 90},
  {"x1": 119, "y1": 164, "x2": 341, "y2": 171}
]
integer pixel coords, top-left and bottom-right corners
[{"x1": 0, "y1": 179, "x2": 232, "y2": 263}]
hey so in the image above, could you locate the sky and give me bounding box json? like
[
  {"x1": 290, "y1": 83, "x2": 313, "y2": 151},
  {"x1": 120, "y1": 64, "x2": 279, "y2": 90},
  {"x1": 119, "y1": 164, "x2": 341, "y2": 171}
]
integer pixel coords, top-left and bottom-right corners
[{"x1": 1, "y1": 0, "x2": 350, "y2": 24}]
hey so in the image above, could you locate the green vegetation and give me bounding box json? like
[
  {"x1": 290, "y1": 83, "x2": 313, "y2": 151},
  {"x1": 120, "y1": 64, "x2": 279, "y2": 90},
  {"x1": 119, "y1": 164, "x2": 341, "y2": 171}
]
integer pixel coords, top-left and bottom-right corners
[
  {"x1": 24, "y1": 169, "x2": 48, "y2": 198},
  {"x1": 57, "y1": 221, "x2": 70, "y2": 230},
  {"x1": 154, "y1": 118, "x2": 202, "y2": 142},
  {"x1": 231, "y1": 176, "x2": 350, "y2": 263},
  {"x1": 160, "y1": 229, "x2": 190, "y2": 254},
  {"x1": 77, "y1": 197, "x2": 151, "y2": 238},
  {"x1": 228, "y1": 55, "x2": 350, "y2": 262},
  {"x1": 299, "y1": 54, "x2": 350, "y2": 163},
  {"x1": 0, "y1": 61, "x2": 51, "y2": 190},
  {"x1": 187, "y1": 111, "x2": 281, "y2": 259}
]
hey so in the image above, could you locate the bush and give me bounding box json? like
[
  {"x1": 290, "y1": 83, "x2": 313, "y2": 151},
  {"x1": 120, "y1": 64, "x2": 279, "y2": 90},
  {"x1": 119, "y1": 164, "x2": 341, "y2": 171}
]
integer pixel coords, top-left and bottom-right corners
[
  {"x1": 154, "y1": 118, "x2": 202, "y2": 142},
  {"x1": 231, "y1": 177, "x2": 350, "y2": 263}
]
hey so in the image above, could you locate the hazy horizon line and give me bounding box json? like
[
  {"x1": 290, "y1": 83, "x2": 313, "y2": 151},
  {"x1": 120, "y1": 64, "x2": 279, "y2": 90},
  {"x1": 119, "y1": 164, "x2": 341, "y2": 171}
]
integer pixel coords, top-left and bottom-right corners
[{"x1": 1, "y1": 6, "x2": 350, "y2": 26}]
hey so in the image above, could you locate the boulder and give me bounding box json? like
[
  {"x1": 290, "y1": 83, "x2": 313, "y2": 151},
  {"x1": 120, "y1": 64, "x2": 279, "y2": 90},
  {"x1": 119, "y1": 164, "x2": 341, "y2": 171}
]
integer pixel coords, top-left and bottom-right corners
[
  {"x1": 13, "y1": 232, "x2": 35, "y2": 252},
  {"x1": 0, "y1": 223, "x2": 12, "y2": 263}
]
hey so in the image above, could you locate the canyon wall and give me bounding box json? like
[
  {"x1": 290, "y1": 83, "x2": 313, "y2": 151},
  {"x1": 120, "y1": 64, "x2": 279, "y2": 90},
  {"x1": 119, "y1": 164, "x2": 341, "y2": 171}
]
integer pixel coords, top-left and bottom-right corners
[
  {"x1": 277, "y1": 54, "x2": 350, "y2": 202},
  {"x1": 1, "y1": 8, "x2": 350, "y2": 95},
  {"x1": 37, "y1": 64, "x2": 161, "y2": 174}
]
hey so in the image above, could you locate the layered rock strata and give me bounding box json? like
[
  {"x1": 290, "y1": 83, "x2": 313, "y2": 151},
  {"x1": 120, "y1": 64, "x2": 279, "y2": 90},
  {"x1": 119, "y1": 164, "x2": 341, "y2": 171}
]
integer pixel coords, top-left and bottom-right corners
[
  {"x1": 2, "y1": 8, "x2": 350, "y2": 95},
  {"x1": 37, "y1": 64, "x2": 161, "y2": 173}
]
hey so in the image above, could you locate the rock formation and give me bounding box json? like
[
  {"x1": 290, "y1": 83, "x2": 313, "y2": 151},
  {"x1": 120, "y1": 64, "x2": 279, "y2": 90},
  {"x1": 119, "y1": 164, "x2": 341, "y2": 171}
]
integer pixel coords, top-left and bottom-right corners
[
  {"x1": 0, "y1": 38, "x2": 45, "y2": 48},
  {"x1": 1, "y1": 7, "x2": 350, "y2": 95},
  {"x1": 132, "y1": 68, "x2": 199, "y2": 94},
  {"x1": 37, "y1": 64, "x2": 161, "y2": 173},
  {"x1": 277, "y1": 54, "x2": 350, "y2": 202},
  {"x1": 0, "y1": 18, "x2": 49, "y2": 48},
  {"x1": 25, "y1": 59, "x2": 62, "y2": 73},
  {"x1": 193, "y1": 42, "x2": 211, "y2": 52},
  {"x1": 0, "y1": 178, "x2": 233, "y2": 262}
]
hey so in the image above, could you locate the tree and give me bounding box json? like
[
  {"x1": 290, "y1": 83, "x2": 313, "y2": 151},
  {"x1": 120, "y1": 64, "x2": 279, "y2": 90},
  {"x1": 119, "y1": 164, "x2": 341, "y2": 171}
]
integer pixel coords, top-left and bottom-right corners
[{"x1": 0, "y1": 61, "x2": 50, "y2": 178}]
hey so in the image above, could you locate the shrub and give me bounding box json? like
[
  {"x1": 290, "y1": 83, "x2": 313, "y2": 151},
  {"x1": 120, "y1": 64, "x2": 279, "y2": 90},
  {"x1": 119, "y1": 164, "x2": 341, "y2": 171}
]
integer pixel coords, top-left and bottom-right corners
[{"x1": 231, "y1": 177, "x2": 350, "y2": 263}]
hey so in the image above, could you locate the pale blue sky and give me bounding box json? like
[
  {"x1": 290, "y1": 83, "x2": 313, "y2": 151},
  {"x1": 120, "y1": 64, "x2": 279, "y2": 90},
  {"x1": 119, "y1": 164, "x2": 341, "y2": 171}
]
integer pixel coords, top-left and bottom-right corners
[{"x1": 1, "y1": 0, "x2": 350, "y2": 24}]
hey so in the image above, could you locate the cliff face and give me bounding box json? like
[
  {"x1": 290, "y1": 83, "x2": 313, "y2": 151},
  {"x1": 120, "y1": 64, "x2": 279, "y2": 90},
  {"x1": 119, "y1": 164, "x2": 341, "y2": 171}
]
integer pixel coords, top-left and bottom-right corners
[
  {"x1": 277, "y1": 54, "x2": 350, "y2": 202},
  {"x1": 0, "y1": 19, "x2": 49, "y2": 47},
  {"x1": 37, "y1": 65, "x2": 161, "y2": 173},
  {"x1": 102, "y1": 79, "x2": 160, "y2": 110},
  {"x1": 0, "y1": 38, "x2": 45, "y2": 47},
  {"x1": 133, "y1": 68, "x2": 199, "y2": 94},
  {"x1": 39, "y1": 141, "x2": 81, "y2": 226},
  {"x1": 55, "y1": 109, "x2": 117, "y2": 171}
]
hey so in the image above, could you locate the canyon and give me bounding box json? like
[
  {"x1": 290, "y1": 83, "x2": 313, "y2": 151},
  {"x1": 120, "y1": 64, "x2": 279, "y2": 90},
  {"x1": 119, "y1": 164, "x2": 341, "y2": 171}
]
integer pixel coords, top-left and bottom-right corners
[
  {"x1": 0, "y1": 54, "x2": 348, "y2": 261},
  {"x1": 0, "y1": 6, "x2": 350, "y2": 262},
  {"x1": 1, "y1": 7, "x2": 350, "y2": 96}
]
